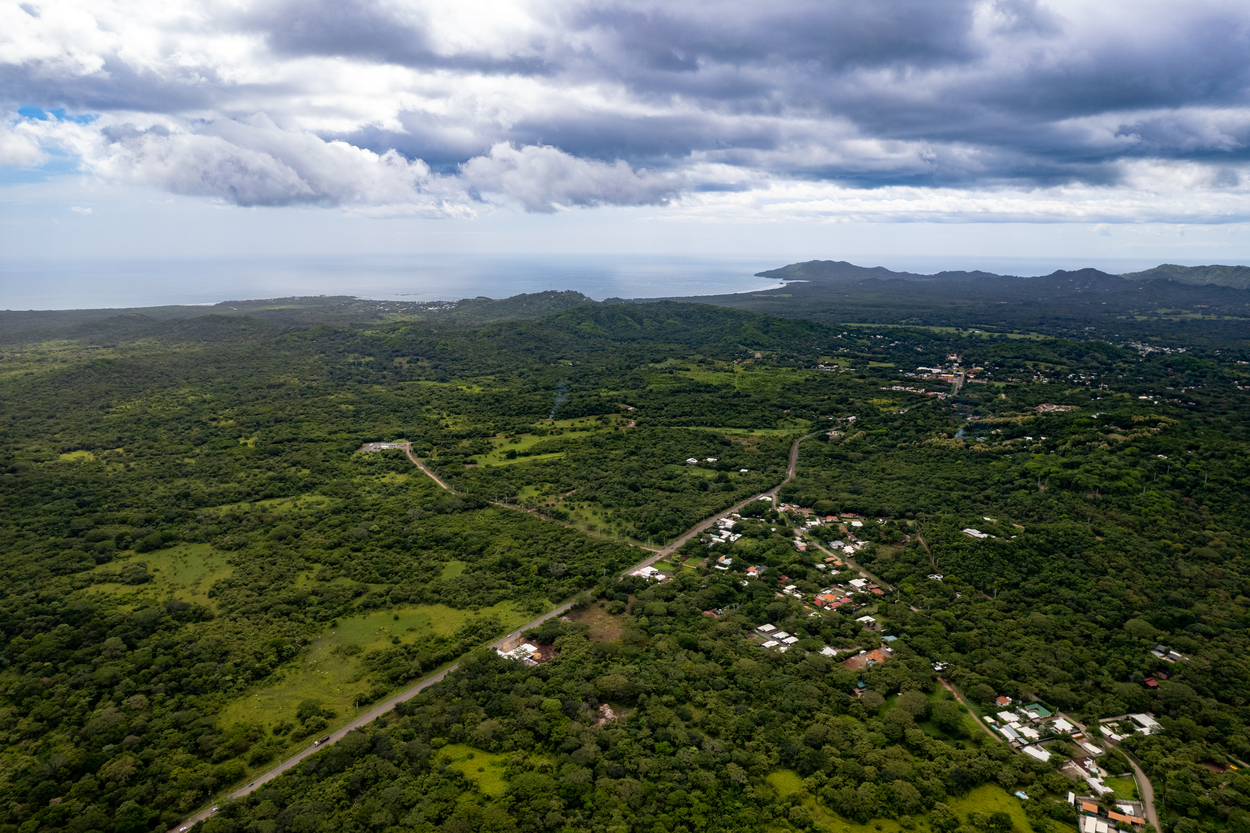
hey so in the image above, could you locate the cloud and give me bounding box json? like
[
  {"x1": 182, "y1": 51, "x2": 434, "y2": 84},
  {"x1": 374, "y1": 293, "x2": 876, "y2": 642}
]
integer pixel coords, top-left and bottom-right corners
[
  {"x1": 86, "y1": 115, "x2": 471, "y2": 215},
  {"x1": 460, "y1": 142, "x2": 681, "y2": 212},
  {"x1": 70, "y1": 204, "x2": 91, "y2": 213},
  {"x1": 2, "y1": 0, "x2": 1250, "y2": 222},
  {"x1": 0, "y1": 117, "x2": 47, "y2": 166}
]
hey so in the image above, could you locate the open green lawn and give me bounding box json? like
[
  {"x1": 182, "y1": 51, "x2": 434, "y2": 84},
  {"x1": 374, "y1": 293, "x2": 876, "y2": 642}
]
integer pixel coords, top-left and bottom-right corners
[
  {"x1": 211, "y1": 492, "x2": 336, "y2": 514},
  {"x1": 438, "y1": 744, "x2": 510, "y2": 797},
  {"x1": 80, "y1": 543, "x2": 233, "y2": 611},
  {"x1": 948, "y1": 785, "x2": 1035, "y2": 830},
  {"x1": 218, "y1": 600, "x2": 534, "y2": 734},
  {"x1": 765, "y1": 769, "x2": 909, "y2": 833},
  {"x1": 1104, "y1": 776, "x2": 1138, "y2": 801}
]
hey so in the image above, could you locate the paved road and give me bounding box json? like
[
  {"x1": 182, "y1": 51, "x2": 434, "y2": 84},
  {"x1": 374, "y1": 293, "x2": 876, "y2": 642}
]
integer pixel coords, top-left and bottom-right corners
[
  {"x1": 167, "y1": 599, "x2": 578, "y2": 832},
  {"x1": 171, "y1": 431, "x2": 817, "y2": 831}
]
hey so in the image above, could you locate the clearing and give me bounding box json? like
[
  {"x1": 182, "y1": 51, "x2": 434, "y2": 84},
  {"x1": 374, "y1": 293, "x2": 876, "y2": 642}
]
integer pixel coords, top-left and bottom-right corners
[
  {"x1": 438, "y1": 744, "x2": 509, "y2": 797},
  {"x1": 566, "y1": 603, "x2": 627, "y2": 642},
  {"x1": 218, "y1": 601, "x2": 533, "y2": 732}
]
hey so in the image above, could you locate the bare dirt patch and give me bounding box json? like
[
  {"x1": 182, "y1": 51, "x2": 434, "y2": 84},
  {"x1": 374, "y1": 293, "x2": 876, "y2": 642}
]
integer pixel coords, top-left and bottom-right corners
[{"x1": 567, "y1": 604, "x2": 627, "y2": 642}]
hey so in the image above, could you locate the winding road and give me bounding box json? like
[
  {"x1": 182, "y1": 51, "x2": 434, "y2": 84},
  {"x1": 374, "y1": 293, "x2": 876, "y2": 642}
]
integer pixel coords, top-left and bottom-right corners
[{"x1": 169, "y1": 430, "x2": 818, "y2": 832}]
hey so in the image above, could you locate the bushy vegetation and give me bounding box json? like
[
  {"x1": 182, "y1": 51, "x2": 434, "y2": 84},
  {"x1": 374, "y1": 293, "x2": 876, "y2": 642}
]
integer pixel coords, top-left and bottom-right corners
[{"x1": 1, "y1": 297, "x2": 1248, "y2": 832}]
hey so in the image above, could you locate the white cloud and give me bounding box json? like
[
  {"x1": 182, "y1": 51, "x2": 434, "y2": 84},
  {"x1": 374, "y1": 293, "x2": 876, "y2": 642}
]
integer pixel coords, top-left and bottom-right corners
[
  {"x1": 80, "y1": 115, "x2": 471, "y2": 215},
  {"x1": 2, "y1": 0, "x2": 1250, "y2": 228},
  {"x1": 70, "y1": 204, "x2": 92, "y2": 213},
  {"x1": 461, "y1": 142, "x2": 681, "y2": 213}
]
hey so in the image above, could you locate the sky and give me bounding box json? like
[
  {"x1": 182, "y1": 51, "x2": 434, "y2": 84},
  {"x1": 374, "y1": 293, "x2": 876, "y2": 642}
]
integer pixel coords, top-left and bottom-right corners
[{"x1": 3, "y1": 0, "x2": 1250, "y2": 284}]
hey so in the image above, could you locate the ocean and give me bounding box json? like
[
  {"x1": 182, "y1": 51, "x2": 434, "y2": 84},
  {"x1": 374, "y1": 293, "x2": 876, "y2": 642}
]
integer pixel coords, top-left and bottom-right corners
[
  {"x1": 0, "y1": 253, "x2": 1204, "y2": 312},
  {"x1": 0, "y1": 254, "x2": 790, "y2": 311}
]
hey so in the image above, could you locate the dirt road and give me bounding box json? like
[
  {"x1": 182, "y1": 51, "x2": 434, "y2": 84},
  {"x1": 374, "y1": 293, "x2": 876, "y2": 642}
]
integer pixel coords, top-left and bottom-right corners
[
  {"x1": 1058, "y1": 712, "x2": 1160, "y2": 831},
  {"x1": 938, "y1": 678, "x2": 999, "y2": 742},
  {"x1": 170, "y1": 431, "x2": 816, "y2": 831}
]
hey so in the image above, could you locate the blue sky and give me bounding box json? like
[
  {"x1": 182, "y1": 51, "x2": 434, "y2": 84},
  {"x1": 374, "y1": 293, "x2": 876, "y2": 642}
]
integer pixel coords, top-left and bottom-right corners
[{"x1": 2, "y1": 0, "x2": 1250, "y2": 277}]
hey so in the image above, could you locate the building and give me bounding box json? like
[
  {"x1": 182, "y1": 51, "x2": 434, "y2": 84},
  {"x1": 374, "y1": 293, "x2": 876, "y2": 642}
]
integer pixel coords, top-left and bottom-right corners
[{"x1": 1022, "y1": 745, "x2": 1051, "y2": 763}]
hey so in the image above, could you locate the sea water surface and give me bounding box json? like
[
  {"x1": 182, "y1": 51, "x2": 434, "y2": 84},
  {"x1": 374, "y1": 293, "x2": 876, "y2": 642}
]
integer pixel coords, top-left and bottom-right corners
[{"x1": 0, "y1": 254, "x2": 791, "y2": 311}]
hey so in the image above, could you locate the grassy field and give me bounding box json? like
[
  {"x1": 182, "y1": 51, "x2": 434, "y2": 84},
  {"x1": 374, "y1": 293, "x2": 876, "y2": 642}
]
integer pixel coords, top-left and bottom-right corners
[
  {"x1": 218, "y1": 600, "x2": 534, "y2": 732},
  {"x1": 437, "y1": 744, "x2": 510, "y2": 797},
  {"x1": 763, "y1": 771, "x2": 1036, "y2": 833},
  {"x1": 766, "y1": 770, "x2": 908, "y2": 833},
  {"x1": 948, "y1": 785, "x2": 1034, "y2": 829},
  {"x1": 566, "y1": 603, "x2": 627, "y2": 642},
  {"x1": 1104, "y1": 776, "x2": 1138, "y2": 800},
  {"x1": 211, "y1": 492, "x2": 335, "y2": 514},
  {"x1": 81, "y1": 543, "x2": 233, "y2": 611}
]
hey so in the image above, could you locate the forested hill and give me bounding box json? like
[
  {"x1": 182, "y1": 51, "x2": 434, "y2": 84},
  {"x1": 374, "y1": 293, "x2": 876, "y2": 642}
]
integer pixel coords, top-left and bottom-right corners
[
  {"x1": 0, "y1": 289, "x2": 595, "y2": 342},
  {"x1": 654, "y1": 260, "x2": 1250, "y2": 347},
  {"x1": 1120, "y1": 263, "x2": 1250, "y2": 290}
]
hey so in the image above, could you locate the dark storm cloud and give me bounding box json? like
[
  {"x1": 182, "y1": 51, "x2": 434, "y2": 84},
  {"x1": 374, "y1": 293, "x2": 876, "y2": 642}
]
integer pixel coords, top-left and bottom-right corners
[
  {"x1": 6, "y1": 0, "x2": 1250, "y2": 212},
  {"x1": 240, "y1": 0, "x2": 558, "y2": 75}
]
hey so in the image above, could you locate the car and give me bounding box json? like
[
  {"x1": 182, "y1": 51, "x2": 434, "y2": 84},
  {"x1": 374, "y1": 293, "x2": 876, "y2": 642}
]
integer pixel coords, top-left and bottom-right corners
[{"x1": 247, "y1": 782, "x2": 255, "y2": 787}]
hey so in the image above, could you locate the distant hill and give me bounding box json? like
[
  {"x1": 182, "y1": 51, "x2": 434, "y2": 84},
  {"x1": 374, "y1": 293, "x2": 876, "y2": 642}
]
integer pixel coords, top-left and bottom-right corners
[
  {"x1": 1119, "y1": 263, "x2": 1250, "y2": 290},
  {"x1": 0, "y1": 289, "x2": 596, "y2": 344},
  {"x1": 754, "y1": 260, "x2": 1012, "y2": 283}
]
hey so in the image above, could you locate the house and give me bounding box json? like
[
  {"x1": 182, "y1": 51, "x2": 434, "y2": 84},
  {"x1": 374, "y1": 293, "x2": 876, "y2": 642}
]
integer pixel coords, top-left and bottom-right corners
[
  {"x1": 996, "y1": 725, "x2": 1021, "y2": 743},
  {"x1": 1023, "y1": 703, "x2": 1053, "y2": 719},
  {"x1": 1052, "y1": 717, "x2": 1076, "y2": 733},
  {"x1": 819, "y1": 646, "x2": 839, "y2": 657},
  {"x1": 497, "y1": 643, "x2": 539, "y2": 663},
  {"x1": 746, "y1": 565, "x2": 766, "y2": 578},
  {"x1": 756, "y1": 624, "x2": 776, "y2": 635},
  {"x1": 856, "y1": 615, "x2": 878, "y2": 630},
  {"x1": 686, "y1": 458, "x2": 699, "y2": 465},
  {"x1": 997, "y1": 711, "x2": 1019, "y2": 725},
  {"x1": 1107, "y1": 811, "x2": 1146, "y2": 827},
  {"x1": 1129, "y1": 714, "x2": 1161, "y2": 735},
  {"x1": 761, "y1": 640, "x2": 779, "y2": 649},
  {"x1": 849, "y1": 578, "x2": 869, "y2": 590},
  {"x1": 995, "y1": 695, "x2": 1013, "y2": 707},
  {"x1": 1144, "y1": 678, "x2": 1158, "y2": 688},
  {"x1": 782, "y1": 636, "x2": 799, "y2": 645},
  {"x1": 630, "y1": 565, "x2": 668, "y2": 581},
  {"x1": 963, "y1": 528, "x2": 989, "y2": 539},
  {"x1": 772, "y1": 631, "x2": 791, "y2": 641},
  {"x1": 842, "y1": 646, "x2": 893, "y2": 671}
]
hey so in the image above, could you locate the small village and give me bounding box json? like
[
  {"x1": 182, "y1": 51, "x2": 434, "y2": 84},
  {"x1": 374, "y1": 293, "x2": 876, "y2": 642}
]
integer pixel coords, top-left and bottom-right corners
[{"x1": 613, "y1": 487, "x2": 1178, "y2": 833}]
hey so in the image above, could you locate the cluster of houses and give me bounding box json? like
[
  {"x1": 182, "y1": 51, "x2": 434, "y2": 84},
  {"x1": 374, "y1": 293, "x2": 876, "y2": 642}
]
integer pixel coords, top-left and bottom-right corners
[
  {"x1": 796, "y1": 576, "x2": 885, "y2": 612},
  {"x1": 974, "y1": 691, "x2": 1159, "y2": 828},
  {"x1": 753, "y1": 623, "x2": 851, "y2": 659},
  {"x1": 1075, "y1": 799, "x2": 1147, "y2": 832},
  {"x1": 705, "y1": 515, "x2": 744, "y2": 547}
]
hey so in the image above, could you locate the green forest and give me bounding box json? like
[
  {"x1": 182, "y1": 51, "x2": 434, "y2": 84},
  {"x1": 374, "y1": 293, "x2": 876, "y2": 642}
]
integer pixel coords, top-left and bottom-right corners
[{"x1": 1, "y1": 295, "x2": 1247, "y2": 833}]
